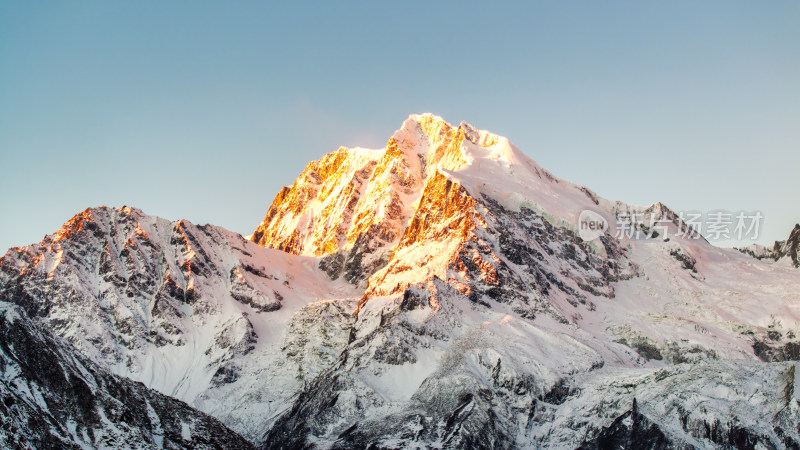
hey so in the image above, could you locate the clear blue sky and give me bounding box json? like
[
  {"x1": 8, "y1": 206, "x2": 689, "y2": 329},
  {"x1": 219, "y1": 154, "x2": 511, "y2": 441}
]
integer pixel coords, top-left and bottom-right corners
[{"x1": 1, "y1": 1, "x2": 798, "y2": 252}]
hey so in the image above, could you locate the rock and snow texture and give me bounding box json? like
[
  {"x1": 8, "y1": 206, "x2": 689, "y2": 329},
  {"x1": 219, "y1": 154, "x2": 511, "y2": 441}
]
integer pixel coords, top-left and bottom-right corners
[
  {"x1": 1, "y1": 113, "x2": 799, "y2": 448},
  {"x1": 267, "y1": 289, "x2": 800, "y2": 448},
  {"x1": 0, "y1": 301, "x2": 252, "y2": 449},
  {"x1": 255, "y1": 114, "x2": 800, "y2": 448},
  {"x1": 0, "y1": 205, "x2": 359, "y2": 442}
]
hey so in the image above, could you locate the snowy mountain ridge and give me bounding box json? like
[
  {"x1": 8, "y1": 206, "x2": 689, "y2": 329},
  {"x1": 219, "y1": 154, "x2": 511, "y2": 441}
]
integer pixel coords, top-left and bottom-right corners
[
  {"x1": 0, "y1": 205, "x2": 360, "y2": 442},
  {"x1": 1, "y1": 113, "x2": 799, "y2": 448},
  {"x1": 739, "y1": 223, "x2": 800, "y2": 268}
]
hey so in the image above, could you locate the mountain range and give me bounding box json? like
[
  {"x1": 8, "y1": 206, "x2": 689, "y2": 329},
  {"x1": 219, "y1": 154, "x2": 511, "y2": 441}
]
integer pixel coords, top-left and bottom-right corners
[{"x1": 1, "y1": 114, "x2": 798, "y2": 449}]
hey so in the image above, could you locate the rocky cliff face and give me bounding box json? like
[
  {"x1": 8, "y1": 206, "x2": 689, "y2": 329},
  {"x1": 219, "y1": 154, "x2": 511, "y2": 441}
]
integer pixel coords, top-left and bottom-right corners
[
  {"x1": 739, "y1": 223, "x2": 800, "y2": 268},
  {"x1": 0, "y1": 301, "x2": 252, "y2": 449},
  {"x1": 3, "y1": 114, "x2": 800, "y2": 448}
]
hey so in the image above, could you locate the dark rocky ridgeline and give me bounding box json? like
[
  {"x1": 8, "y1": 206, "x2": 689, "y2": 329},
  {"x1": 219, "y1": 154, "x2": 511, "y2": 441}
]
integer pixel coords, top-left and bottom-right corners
[
  {"x1": 788, "y1": 224, "x2": 800, "y2": 267},
  {"x1": 737, "y1": 223, "x2": 800, "y2": 268},
  {"x1": 578, "y1": 399, "x2": 674, "y2": 450},
  {"x1": 770, "y1": 223, "x2": 800, "y2": 267},
  {"x1": 753, "y1": 338, "x2": 800, "y2": 362},
  {"x1": 580, "y1": 398, "x2": 793, "y2": 450},
  {"x1": 264, "y1": 374, "x2": 514, "y2": 450},
  {"x1": 0, "y1": 302, "x2": 253, "y2": 449}
]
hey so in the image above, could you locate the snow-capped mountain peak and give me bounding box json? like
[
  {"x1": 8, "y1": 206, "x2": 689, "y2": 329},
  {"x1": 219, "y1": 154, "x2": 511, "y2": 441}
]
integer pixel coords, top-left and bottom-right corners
[
  {"x1": 250, "y1": 114, "x2": 621, "y2": 291},
  {"x1": 3, "y1": 114, "x2": 799, "y2": 448}
]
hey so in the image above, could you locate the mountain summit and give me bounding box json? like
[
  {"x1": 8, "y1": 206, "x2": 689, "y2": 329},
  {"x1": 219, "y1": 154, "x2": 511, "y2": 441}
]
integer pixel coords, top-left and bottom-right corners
[
  {"x1": 252, "y1": 114, "x2": 597, "y2": 264},
  {"x1": 252, "y1": 114, "x2": 490, "y2": 282},
  {"x1": 253, "y1": 114, "x2": 632, "y2": 303},
  {"x1": 2, "y1": 114, "x2": 799, "y2": 448}
]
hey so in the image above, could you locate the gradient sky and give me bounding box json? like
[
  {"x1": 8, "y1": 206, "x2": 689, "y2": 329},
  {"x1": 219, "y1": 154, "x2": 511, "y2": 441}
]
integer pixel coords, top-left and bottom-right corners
[{"x1": 1, "y1": 1, "x2": 798, "y2": 252}]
